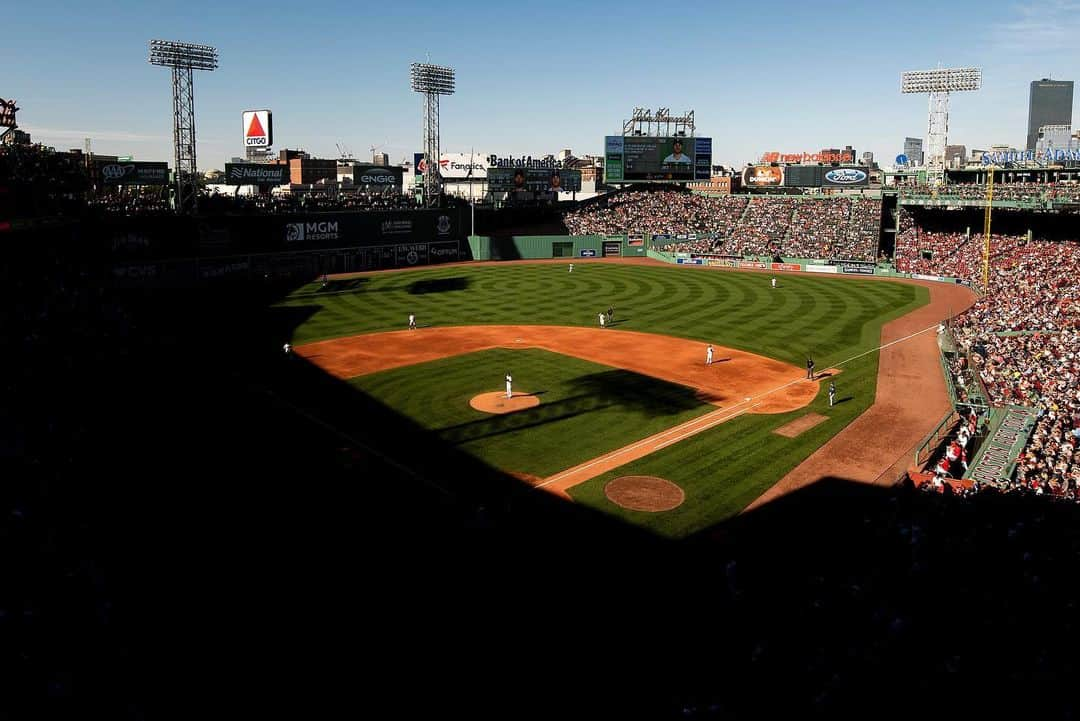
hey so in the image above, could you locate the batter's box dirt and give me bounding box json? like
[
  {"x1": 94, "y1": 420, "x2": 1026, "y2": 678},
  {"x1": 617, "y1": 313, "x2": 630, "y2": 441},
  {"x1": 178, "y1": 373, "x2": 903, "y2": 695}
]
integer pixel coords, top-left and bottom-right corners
[
  {"x1": 773, "y1": 412, "x2": 829, "y2": 438},
  {"x1": 604, "y1": 475, "x2": 685, "y2": 512},
  {"x1": 469, "y1": 391, "x2": 540, "y2": 414}
]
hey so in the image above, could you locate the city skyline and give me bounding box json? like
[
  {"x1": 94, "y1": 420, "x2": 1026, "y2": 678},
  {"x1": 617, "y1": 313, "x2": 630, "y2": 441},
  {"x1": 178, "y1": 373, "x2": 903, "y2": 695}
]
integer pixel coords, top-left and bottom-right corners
[{"x1": 6, "y1": 0, "x2": 1079, "y2": 169}]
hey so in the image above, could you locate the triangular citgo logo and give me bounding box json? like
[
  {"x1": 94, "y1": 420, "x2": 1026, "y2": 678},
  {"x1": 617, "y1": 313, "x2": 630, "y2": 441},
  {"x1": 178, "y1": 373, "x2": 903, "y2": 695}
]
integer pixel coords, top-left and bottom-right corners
[{"x1": 246, "y1": 113, "x2": 266, "y2": 138}]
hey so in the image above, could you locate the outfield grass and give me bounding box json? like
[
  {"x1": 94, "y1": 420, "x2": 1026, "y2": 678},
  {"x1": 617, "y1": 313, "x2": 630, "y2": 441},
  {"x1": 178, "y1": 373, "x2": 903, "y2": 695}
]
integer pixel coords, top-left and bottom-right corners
[
  {"x1": 350, "y1": 347, "x2": 715, "y2": 478},
  {"x1": 278, "y1": 262, "x2": 929, "y2": 536}
]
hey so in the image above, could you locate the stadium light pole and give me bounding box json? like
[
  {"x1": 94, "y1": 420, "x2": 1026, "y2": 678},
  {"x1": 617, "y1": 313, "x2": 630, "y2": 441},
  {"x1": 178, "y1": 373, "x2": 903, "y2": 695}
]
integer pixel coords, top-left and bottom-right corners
[
  {"x1": 900, "y1": 67, "x2": 981, "y2": 183},
  {"x1": 410, "y1": 62, "x2": 455, "y2": 208},
  {"x1": 149, "y1": 39, "x2": 218, "y2": 214},
  {"x1": 982, "y1": 166, "x2": 995, "y2": 292}
]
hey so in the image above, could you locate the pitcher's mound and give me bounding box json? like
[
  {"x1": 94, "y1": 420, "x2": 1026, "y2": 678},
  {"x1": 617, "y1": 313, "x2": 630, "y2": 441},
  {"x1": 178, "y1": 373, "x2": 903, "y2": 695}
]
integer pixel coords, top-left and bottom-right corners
[
  {"x1": 470, "y1": 391, "x2": 540, "y2": 414},
  {"x1": 605, "y1": 475, "x2": 685, "y2": 512}
]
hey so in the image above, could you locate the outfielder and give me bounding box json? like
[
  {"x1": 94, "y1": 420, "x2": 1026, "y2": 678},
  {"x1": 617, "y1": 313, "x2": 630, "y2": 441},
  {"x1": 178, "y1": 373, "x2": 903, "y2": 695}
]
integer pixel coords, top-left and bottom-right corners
[
  {"x1": 598, "y1": 312, "x2": 606, "y2": 329},
  {"x1": 771, "y1": 277, "x2": 777, "y2": 289},
  {"x1": 505, "y1": 372, "x2": 513, "y2": 399},
  {"x1": 706, "y1": 344, "x2": 714, "y2": 365},
  {"x1": 569, "y1": 263, "x2": 574, "y2": 273}
]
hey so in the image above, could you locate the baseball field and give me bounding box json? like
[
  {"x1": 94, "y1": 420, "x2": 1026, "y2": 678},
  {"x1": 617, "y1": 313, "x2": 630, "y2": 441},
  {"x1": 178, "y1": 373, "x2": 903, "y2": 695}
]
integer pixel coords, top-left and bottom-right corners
[{"x1": 277, "y1": 259, "x2": 932, "y2": 538}]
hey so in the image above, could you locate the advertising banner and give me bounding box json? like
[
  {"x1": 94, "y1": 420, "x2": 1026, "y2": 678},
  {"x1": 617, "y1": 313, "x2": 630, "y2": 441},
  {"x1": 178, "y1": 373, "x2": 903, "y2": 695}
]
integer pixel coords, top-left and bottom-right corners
[
  {"x1": 771, "y1": 262, "x2": 802, "y2": 271},
  {"x1": 676, "y1": 257, "x2": 704, "y2": 265},
  {"x1": 912, "y1": 273, "x2": 947, "y2": 282},
  {"x1": 428, "y1": 241, "x2": 460, "y2": 262},
  {"x1": 437, "y1": 153, "x2": 487, "y2": 179},
  {"x1": 822, "y1": 167, "x2": 869, "y2": 187},
  {"x1": 627, "y1": 233, "x2": 644, "y2": 246},
  {"x1": 743, "y1": 165, "x2": 784, "y2": 187},
  {"x1": 580, "y1": 249, "x2": 597, "y2": 257},
  {"x1": 242, "y1": 110, "x2": 273, "y2": 148},
  {"x1": 739, "y1": 261, "x2": 769, "y2": 269},
  {"x1": 101, "y1": 162, "x2": 170, "y2": 185},
  {"x1": 488, "y1": 167, "x2": 582, "y2": 192},
  {"x1": 224, "y1": 163, "x2": 289, "y2": 186},
  {"x1": 806, "y1": 264, "x2": 838, "y2": 273},
  {"x1": 836, "y1": 260, "x2": 875, "y2": 275},
  {"x1": 347, "y1": 165, "x2": 404, "y2": 187},
  {"x1": 395, "y1": 243, "x2": 429, "y2": 266},
  {"x1": 604, "y1": 135, "x2": 711, "y2": 182}
]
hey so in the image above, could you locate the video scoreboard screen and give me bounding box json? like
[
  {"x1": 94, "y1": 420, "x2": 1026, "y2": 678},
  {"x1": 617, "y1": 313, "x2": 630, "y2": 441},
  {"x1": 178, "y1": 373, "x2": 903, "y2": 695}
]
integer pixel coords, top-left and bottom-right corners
[
  {"x1": 605, "y1": 136, "x2": 712, "y2": 182},
  {"x1": 488, "y1": 167, "x2": 582, "y2": 192}
]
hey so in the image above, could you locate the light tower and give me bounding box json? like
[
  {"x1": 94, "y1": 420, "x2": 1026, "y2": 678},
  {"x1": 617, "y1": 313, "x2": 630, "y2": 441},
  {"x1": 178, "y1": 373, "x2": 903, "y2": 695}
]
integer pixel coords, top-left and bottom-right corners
[
  {"x1": 149, "y1": 39, "x2": 218, "y2": 214},
  {"x1": 900, "y1": 67, "x2": 981, "y2": 181},
  {"x1": 410, "y1": 62, "x2": 455, "y2": 207}
]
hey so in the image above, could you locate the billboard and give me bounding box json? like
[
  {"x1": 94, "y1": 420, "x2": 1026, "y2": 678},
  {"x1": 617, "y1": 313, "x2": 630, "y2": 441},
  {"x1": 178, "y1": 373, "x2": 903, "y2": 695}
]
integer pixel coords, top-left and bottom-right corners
[
  {"x1": 822, "y1": 167, "x2": 869, "y2": 187},
  {"x1": 224, "y1": 163, "x2": 289, "y2": 185},
  {"x1": 604, "y1": 136, "x2": 712, "y2": 182},
  {"x1": 488, "y1": 168, "x2": 582, "y2": 192},
  {"x1": 742, "y1": 165, "x2": 784, "y2": 187},
  {"x1": 345, "y1": 165, "x2": 404, "y2": 187},
  {"x1": 101, "y1": 162, "x2": 170, "y2": 185},
  {"x1": 243, "y1": 110, "x2": 273, "y2": 148},
  {"x1": 438, "y1": 153, "x2": 487, "y2": 179}
]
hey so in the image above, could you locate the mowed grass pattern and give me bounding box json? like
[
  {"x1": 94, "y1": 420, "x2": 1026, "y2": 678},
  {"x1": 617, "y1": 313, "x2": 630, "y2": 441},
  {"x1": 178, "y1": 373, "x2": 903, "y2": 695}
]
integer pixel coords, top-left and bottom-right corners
[
  {"x1": 280, "y1": 263, "x2": 921, "y2": 367},
  {"x1": 350, "y1": 348, "x2": 715, "y2": 478},
  {"x1": 279, "y1": 262, "x2": 928, "y2": 537}
]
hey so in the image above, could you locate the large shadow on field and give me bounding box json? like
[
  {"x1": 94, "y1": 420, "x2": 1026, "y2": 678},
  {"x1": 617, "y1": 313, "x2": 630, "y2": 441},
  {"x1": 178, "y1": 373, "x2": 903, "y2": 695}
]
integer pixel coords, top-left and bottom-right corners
[
  {"x1": 22, "y1": 225, "x2": 1080, "y2": 720},
  {"x1": 407, "y1": 276, "x2": 471, "y2": 294},
  {"x1": 436, "y1": 368, "x2": 709, "y2": 444}
]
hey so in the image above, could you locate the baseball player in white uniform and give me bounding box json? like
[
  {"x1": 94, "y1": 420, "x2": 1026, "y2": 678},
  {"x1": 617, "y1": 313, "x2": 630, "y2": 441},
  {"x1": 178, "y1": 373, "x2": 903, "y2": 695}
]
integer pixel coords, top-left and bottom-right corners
[
  {"x1": 771, "y1": 277, "x2": 777, "y2": 289},
  {"x1": 706, "y1": 344, "x2": 714, "y2": 365},
  {"x1": 569, "y1": 263, "x2": 574, "y2": 273},
  {"x1": 598, "y1": 312, "x2": 605, "y2": 328},
  {"x1": 505, "y1": 372, "x2": 513, "y2": 399},
  {"x1": 283, "y1": 342, "x2": 291, "y2": 354},
  {"x1": 408, "y1": 313, "x2": 416, "y2": 330}
]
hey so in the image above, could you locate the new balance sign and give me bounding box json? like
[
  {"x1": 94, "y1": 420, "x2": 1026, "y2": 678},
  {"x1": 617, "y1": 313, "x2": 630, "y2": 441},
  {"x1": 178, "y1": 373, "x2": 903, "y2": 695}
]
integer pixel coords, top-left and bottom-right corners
[
  {"x1": 225, "y1": 163, "x2": 288, "y2": 185},
  {"x1": 285, "y1": 221, "x2": 339, "y2": 243}
]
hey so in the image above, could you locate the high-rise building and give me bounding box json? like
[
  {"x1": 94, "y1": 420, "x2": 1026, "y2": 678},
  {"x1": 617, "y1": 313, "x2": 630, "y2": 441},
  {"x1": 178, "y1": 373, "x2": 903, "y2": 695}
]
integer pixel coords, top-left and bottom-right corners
[
  {"x1": 372, "y1": 152, "x2": 389, "y2": 166},
  {"x1": 903, "y1": 137, "x2": 924, "y2": 165},
  {"x1": 1027, "y1": 79, "x2": 1073, "y2": 151},
  {"x1": 944, "y1": 144, "x2": 967, "y2": 168},
  {"x1": 1035, "y1": 124, "x2": 1077, "y2": 155}
]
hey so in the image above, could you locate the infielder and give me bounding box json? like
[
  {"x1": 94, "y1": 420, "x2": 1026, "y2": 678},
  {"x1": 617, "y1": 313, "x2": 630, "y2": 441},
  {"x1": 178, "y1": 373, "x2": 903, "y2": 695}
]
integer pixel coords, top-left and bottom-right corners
[
  {"x1": 408, "y1": 313, "x2": 416, "y2": 330},
  {"x1": 706, "y1": 344, "x2": 714, "y2": 365},
  {"x1": 505, "y1": 372, "x2": 513, "y2": 399},
  {"x1": 598, "y1": 312, "x2": 606, "y2": 328},
  {"x1": 283, "y1": 342, "x2": 291, "y2": 354}
]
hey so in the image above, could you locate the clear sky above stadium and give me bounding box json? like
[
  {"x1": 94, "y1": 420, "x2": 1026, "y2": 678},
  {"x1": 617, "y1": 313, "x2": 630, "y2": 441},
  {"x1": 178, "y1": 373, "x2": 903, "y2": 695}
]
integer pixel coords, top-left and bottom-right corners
[{"x1": 6, "y1": 0, "x2": 1078, "y2": 168}]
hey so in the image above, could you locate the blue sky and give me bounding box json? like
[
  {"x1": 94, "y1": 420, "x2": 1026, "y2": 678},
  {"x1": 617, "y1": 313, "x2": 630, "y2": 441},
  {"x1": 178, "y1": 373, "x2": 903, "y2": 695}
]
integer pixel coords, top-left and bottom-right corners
[{"x1": 5, "y1": 0, "x2": 1079, "y2": 168}]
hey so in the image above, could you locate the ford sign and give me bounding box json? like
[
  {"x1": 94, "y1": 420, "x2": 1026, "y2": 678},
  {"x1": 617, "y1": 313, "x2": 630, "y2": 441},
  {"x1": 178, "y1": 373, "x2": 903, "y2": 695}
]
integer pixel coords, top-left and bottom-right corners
[{"x1": 824, "y1": 168, "x2": 868, "y2": 185}]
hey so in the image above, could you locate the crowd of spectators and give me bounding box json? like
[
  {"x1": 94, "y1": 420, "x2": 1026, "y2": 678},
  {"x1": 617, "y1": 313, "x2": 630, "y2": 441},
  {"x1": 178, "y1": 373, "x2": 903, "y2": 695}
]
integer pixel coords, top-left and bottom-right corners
[
  {"x1": 563, "y1": 190, "x2": 744, "y2": 237},
  {"x1": 567, "y1": 192, "x2": 880, "y2": 260},
  {"x1": 944, "y1": 238, "x2": 1080, "y2": 495},
  {"x1": 893, "y1": 211, "x2": 1026, "y2": 280},
  {"x1": 899, "y1": 181, "x2": 1080, "y2": 203}
]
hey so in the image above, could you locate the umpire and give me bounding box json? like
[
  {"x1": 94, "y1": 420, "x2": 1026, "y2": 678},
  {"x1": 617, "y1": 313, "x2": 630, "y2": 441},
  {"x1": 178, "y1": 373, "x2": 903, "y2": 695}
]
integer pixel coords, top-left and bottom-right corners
[{"x1": 806, "y1": 357, "x2": 815, "y2": 380}]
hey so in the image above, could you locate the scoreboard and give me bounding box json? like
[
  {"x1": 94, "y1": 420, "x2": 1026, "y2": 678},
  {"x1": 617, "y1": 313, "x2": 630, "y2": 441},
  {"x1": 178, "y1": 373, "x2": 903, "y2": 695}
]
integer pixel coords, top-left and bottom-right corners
[{"x1": 605, "y1": 136, "x2": 712, "y2": 182}]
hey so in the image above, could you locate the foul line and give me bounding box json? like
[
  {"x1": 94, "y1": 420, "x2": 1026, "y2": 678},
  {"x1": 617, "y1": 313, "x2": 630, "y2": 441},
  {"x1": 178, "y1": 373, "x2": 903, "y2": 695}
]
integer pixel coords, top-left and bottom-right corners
[{"x1": 536, "y1": 322, "x2": 942, "y2": 489}]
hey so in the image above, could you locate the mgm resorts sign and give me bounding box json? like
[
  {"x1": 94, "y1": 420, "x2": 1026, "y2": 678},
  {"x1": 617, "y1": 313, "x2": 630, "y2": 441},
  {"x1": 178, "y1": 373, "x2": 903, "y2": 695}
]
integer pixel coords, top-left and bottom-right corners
[{"x1": 225, "y1": 163, "x2": 289, "y2": 185}]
